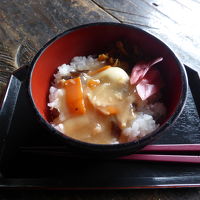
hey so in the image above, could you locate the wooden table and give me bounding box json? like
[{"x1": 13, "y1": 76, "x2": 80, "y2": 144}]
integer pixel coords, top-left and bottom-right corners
[{"x1": 0, "y1": 0, "x2": 200, "y2": 199}]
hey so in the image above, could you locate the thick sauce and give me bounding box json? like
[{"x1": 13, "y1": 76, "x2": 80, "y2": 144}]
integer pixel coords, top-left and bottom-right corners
[
  {"x1": 62, "y1": 98, "x2": 116, "y2": 144},
  {"x1": 53, "y1": 66, "x2": 136, "y2": 144}
]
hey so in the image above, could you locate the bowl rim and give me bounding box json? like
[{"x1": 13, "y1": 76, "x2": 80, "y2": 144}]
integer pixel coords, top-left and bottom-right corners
[{"x1": 28, "y1": 22, "x2": 188, "y2": 153}]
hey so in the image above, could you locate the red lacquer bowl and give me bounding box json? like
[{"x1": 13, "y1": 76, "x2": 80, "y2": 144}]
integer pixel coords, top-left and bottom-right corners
[{"x1": 28, "y1": 23, "x2": 188, "y2": 157}]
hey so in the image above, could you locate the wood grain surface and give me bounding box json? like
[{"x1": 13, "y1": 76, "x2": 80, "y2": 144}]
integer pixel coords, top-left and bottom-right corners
[
  {"x1": 0, "y1": 0, "x2": 200, "y2": 97},
  {"x1": 0, "y1": 0, "x2": 117, "y2": 97},
  {"x1": 93, "y1": 0, "x2": 200, "y2": 72},
  {"x1": 0, "y1": 0, "x2": 200, "y2": 199}
]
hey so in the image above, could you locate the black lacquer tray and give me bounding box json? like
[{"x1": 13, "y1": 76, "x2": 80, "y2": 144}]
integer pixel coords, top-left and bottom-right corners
[{"x1": 0, "y1": 66, "x2": 200, "y2": 190}]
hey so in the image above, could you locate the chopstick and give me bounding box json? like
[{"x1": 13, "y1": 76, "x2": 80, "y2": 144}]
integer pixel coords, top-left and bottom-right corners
[
  {"x1": 20, "y1": 144, "x2": 200, "y2": 163},
  {"x1": 22, "y1": 149, "x2": 200, "y2": 163},
  {"x1": 140, "y1": 144, "x2": 200, "y2": 152},
  {"x1": 20, "y1": 144, "x2": 200, "y2": 153},
  {"x1": 119, "y1": 154, "x2": 200, "y2": 163}
]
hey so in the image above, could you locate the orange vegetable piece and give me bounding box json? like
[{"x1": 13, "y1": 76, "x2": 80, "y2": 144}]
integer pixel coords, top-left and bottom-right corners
[
  {"x1": 87, "y1": 79, "x2": 100, "y2": 89},
  {"x1": 97, "y1": 106, "x2": 118, "y2": 115},
  {"x1": 57, "y1": 79, "x2": 66, "y2": 88},
  {"x1": 98, "y1": 54, "x2": 109, "y2": 61},
  {"x1": 89, "y1": 65, "x2": 111, "y2": 76},
  {"x1": 64, "y1": 77, "x2": 86, "y2": 115},
  {"x1": 106, "y1": 106, "x2": 118, "y2": 115}
]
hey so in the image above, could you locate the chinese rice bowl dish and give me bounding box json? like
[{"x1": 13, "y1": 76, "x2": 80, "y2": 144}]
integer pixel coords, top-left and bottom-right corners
[{"x1": 48, "y1": 42, "x2": 166, "y2": 144}]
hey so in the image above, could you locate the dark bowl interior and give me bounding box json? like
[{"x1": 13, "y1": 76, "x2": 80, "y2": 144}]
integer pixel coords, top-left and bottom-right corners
[{"x1": 29, "y1": 23, "x2": 187, "y2": 157}]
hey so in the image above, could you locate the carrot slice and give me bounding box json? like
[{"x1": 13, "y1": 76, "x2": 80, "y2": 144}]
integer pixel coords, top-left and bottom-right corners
[
  {"x1": 98, "y1": 54, "x2": 109, "y2": 61},
  {"x1": 106, "y1": 106, "x2": 118, "y2": 115},
  {"x1": 87, "y1": 79, "x2": 100, "y2": 89},
  {"x1": 96, "y1": 106, "x2": 118, "y2": 115},
  {"x1": 89, "y1": 65, "x2": 111, "y2": 76},
  {"x1": 64, "y1": 77, "x2": 86, "y2": 115}
]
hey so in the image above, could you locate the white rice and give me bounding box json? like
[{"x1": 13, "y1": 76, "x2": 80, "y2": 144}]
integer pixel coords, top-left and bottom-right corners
[
  {"x1": 48, "y1": 56, "x2": 105, "y2": 123},
  {"x1": 48, "y1": 87, "x2": 67, "y2": 122},
  {"x1": 122, "y1": 113, "x2": 159, "y2": 141},
  {"x1": 137, "y1": 102, "x2": 166, "y2": 120},
  {"x1": 48, "y1": 56, "x2": 165, "y2": 142},
  {"x1": 53, "y1": 56, "x2": 104, "y2": 83}
]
